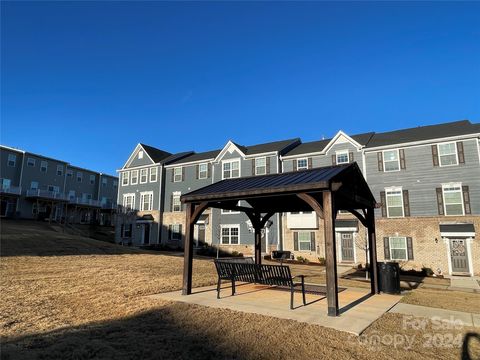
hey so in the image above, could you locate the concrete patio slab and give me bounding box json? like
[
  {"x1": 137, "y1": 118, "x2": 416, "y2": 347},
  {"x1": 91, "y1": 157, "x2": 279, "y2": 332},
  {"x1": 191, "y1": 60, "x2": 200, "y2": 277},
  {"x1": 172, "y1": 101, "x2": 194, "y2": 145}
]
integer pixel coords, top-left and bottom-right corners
[{"x1": 148, "y1": 283, "x2": 401, "y2": 336}]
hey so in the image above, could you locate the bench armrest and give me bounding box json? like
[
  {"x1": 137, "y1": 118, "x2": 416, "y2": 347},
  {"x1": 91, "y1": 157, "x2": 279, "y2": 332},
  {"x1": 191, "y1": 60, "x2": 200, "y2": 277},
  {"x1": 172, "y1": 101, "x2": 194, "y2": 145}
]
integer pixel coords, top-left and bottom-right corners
[{"x1": 292, "y1": 275, "x2": 307, "y2": 280}]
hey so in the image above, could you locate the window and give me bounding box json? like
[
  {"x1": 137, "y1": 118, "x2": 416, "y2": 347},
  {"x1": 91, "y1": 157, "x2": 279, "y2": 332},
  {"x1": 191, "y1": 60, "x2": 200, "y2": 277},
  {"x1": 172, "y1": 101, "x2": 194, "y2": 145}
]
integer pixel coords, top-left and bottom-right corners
[
  {"x1": 385, "y1": 188, "x2": 404, "y2": 217},
  {"x1": 172, "y1": 194, "x2": 182, "y2": 212},
  {"x1": 27, "y1": 158, "x2": 35, "y2": 167},
  {"x1": 77, "y1": 172, "x2": 83, "y2": 182},
  {"x1": 82, "y1": 193, "x2": 92, "y2": 200},
  {"x1": 40, "y1": 161, "x2": 48, "y2": 172},
  {"x1": 140, "y1": 169, "x2": 148, "y2": 183},
  {"x1": 255, "y1": 157, "x2": 266, "y2": 175},
  {"x1": 222, "y1": 201, "x2": 240, "y2": 214},
  {"x1": 122, "y1": 172, "x2": 129, "y2": 186},
  {"x1": 173, "y1": 167, "x2": 183, "y2": 182},
  {"x1": 122, "y1": 224, "x2": 133, "y2": 238},
  {"x1": 113, "y1": 180, "x2": 118, "y2": 188},
  {"x1": 89, "y1": 175, "x2": 95, "y2": 185},
  {"x1": 102, "y1": 178, "x2": 107, "y2": 187},
  {"x1": 438, "y1": 142, "x2": 458, "y2": 166},
  {"x1": 138, "y1": 150, "x2": 144, "y2": 159},
  {"x1": 150, "y1": 167, "x2": 158, "y2": 182},
  {"x1": 56, "y1": 165, "x2": 63, "y2": 176},
  {"x1": 442, "y1": 184, "x2": 464, "y2": 215},
  {"x1": 48, "y1": 185, "x2": 60, "y2": 193},
  {"x1": 221, "y1": 225, "x2": 240, "y2": 245},
  {"x1": 336, "y1": 150, "x2": 349, "y2": 165},
  {"x1": 170, "y1": 224, "x2": 182, "y2": 241},
  {"x1": 68, "y1": 190, "x2": 75, "y2": 200},
  {"x1": 198, "y1": 163, "x2": 208, "y2": 179},
  {"x1": 123, "y1": 193, "x2": 135, "y2": 211},
  {"x1": 222, "y1": 160, "x2": 240, "y2": 179},
  {"x1": 297, "y1": 158, "x2": 308, "y2": 170},
  {"x1": 101, "y1": 197, "x2": 108, "y2": 205},
  {"x1": 7, "y1": 154, "x2": 16, "y2": 167},
  {"x1": 32, "y1": 203, "x2": 38, "y2": 215},
  {"x1": 30, "y1": 181, "x2": 38, "y2": 190},
  {"x1": 67, "y1": 169, "x2": 73, "y2": 177},
  {"x1": 140, "y1": 191, "x2": 153, "y2": 211},
  {"x1": 298, "y1": 231, "x2": 312, "y2": 251},
  {"x1": 1, "y1": 178, "x2": 11, "y2": 190},
  {"x1": 131, "y1": 170, "x2": 138, "y2": 185},
  {"x1": 389, "y1": 237, "x2": 407, "y2": 260},
  {"x1": 383, "y1": 150, "x2": 400, "y2": 172}
]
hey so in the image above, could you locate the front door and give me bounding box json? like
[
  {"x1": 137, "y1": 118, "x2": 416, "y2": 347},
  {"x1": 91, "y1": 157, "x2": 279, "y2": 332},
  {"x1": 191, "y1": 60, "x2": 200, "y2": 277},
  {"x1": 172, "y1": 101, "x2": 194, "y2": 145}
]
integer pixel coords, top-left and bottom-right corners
[
  {"x1": 341, "y1": 233, "x2": 354, "y2": 262},
  {"x1": 143, "y1": 224, "x2": 150, "y2": 245},
  {"x1": 195, "y1": 224, "x2": 205, "y2": 247},
  {"x1": 450, "y1": 239, "x2": 469, "y2": 274}
]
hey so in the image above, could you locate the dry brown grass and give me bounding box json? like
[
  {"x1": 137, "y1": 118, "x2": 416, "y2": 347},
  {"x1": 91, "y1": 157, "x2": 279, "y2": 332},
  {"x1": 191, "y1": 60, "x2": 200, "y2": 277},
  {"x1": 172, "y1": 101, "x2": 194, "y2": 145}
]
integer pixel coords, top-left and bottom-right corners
[{"x1": 1, "y1": 220, "x2": 479, "y2": 360}]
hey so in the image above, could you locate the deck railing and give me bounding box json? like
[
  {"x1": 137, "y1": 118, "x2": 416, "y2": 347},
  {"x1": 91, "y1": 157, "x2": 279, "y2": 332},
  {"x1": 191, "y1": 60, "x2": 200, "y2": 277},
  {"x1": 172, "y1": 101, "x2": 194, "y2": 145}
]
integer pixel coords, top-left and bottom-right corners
[
  {"x1": 26, "y1": 189, "x2": 67, "y2": 200},
  {"x1": 0, "y1": 185, "x2": 22, "y2": 196}
]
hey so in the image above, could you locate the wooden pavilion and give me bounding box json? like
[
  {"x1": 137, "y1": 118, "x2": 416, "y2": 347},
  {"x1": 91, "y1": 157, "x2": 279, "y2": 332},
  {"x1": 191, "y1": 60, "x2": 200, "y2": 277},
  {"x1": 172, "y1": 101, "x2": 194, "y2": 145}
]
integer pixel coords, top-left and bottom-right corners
[{"x1": 180, "y1": 163, "x2": 379, "y2": 316}]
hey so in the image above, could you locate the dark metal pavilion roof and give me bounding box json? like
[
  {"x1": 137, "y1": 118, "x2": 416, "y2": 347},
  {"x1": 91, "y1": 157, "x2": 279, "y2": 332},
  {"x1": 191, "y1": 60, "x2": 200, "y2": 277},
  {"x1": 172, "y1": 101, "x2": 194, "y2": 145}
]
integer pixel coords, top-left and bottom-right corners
[{"x1": 182, "y1": 163, "x2": 376, "y2": 213}]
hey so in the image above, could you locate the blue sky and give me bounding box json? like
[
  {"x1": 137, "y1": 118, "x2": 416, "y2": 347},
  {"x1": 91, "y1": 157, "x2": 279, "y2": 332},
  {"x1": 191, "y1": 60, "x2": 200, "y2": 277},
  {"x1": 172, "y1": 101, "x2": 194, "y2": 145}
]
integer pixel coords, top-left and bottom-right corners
[{"x1": 2, "y1": 1, "x2": 479, "y2": 176}]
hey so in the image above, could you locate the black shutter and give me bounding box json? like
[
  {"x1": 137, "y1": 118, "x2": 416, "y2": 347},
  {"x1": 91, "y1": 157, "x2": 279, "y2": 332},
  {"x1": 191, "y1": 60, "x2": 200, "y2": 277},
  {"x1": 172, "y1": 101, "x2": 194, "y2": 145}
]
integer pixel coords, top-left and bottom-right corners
[
  {"x1": 195, "y1": 165, "x2": 199, "y2": 179},
  {"x1": 331, "y1": 154, "x2": 336, "y2": 166},
  {"x1": 207, "y1": 163, "x2": 212, "y2": 178},
  {"x1": 266, "y1": 157, "x2": 270, "y2": 174},
  {"x1": 380, "y1": 191, "x2": 387, "y2": 217},
  {"x1": 293, "y1": 232, "x2": 299, "y2": 251},
  {"x1": 462, "y1": 186, "x2": 471, "y2": 214},
  {"x1": 436, "y1": 188, "x2": 444, "y2": 215},
  {"x1": 349, "y1": 152, "x2": 354, "y2": 163},
  {"x1": 406, "y1": 237, "x2": 414, "y2": 260},
  {"x1": 399, "y1": 149, "x2": 406, "y2": 169},
  {"x1": 168, "y1": 225, "x2": 172, "y2": 240},
  {"x1": 170, "y1": 194, "x2": 173, "y2": 212},
  {"x1": 432, "y1": 145, "x2": 439, "y2": 167},
  {"x1": 308, "y1": 158, "x2": 312, "y2": 169},
  {"x1": 383, "y1": 237, "x2": 390, "y2": 260},
  {"x1": 181, "y1": 167, "x2": 185, "y2": 181},
  {"x1": 252, "y1": 159, "x2": 256, "y2": 176},
  {"x1": 179, "y1": 225, "x2": 183, "y2": 240},
  {"x1": 377, "y1": 152, "x2": 383, "y2": 171},
  {"x1": 293, "y1": 160, "x2": 297, "y2": 172},
  {"x1": 310, "y1": 232, "x2": 316, "y2": 252},
  {"x1": 457, "y1": 142, "x2": 465, "y2": 164},
  {"x1": 121, "y1": 224, "x2": 124, "y2": 237},
  {"x1": 171, "y1": 169, "x2": 174, "y2": 182},
  {"x1": 403, "y1": 190, "x2": 410, "y2": 217}
]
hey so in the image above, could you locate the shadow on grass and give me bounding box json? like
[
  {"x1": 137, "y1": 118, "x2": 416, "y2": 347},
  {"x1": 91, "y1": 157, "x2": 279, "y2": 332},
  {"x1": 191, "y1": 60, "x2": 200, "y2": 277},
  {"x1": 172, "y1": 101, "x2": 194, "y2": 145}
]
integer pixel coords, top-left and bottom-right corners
[{"x1": 1, "y1": 303, "x2": 247, "y2": 360}]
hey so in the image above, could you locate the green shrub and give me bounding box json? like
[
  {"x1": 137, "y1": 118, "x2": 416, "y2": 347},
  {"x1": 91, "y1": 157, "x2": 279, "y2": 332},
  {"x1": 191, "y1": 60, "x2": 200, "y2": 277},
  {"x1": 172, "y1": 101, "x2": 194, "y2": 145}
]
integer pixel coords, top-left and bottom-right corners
[{"x1": 318, "y1": 257, "x2": 326, "y2": 266}]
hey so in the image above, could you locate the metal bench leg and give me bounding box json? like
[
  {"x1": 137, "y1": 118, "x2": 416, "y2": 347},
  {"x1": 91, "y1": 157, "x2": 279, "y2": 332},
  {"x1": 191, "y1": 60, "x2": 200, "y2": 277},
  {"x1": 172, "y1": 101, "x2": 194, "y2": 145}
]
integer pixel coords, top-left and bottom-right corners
[
  {"x1": 217, "y1": 278, "x2": 221, "y2": 299},
  {"x1": 290, "y1": 285, "x2": 294, "y2": 310},
  {"x1": 301, "y1": 276, "x2": 306, "y2": 305},
  {"x1": 231, "y1": 276, "x2": 236, "y2": 296}
]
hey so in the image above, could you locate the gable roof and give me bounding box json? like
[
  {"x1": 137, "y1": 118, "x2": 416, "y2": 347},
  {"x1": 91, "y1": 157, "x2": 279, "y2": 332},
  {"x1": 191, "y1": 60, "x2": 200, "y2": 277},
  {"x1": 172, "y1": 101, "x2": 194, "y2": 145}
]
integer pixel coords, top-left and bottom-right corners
[
  {"x1": 365, "y1": 120, "x2": 479, "y2": 148},
  {"x1": 139, "y1": 143, "x2": 172, "y2": 163}
]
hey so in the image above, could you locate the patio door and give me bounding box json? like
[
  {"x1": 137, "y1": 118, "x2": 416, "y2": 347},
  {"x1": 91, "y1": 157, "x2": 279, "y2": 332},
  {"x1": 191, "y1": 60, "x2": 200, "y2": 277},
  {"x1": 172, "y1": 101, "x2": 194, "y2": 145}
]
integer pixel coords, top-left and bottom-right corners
[
  {"x1": 450, "y1": 239, "x2": 469, "y2": 274},
  {"x1": 340, "y1": 233, "x2": 354, "y2": 262},
  {"x1": 143, "y1": 224, "x2": 150, "y2": 245}
]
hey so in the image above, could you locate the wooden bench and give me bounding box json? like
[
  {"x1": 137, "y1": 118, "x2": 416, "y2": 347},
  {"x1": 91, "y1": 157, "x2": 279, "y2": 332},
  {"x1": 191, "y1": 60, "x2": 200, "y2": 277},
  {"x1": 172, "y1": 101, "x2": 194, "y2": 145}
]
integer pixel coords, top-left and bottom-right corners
[{"x1": 214, "y1": 258, "x2": 306, "y2": 309}]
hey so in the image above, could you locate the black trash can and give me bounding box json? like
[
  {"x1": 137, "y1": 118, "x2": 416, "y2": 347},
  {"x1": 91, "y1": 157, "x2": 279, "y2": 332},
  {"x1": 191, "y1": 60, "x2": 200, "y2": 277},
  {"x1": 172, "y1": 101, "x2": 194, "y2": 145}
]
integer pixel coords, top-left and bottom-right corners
[
  {"x1": 272, "y1": 251, "x2": 291, "y2": 264},
  {"x1": 377, "y1": 262, "x2": 401, "y2": 294}
]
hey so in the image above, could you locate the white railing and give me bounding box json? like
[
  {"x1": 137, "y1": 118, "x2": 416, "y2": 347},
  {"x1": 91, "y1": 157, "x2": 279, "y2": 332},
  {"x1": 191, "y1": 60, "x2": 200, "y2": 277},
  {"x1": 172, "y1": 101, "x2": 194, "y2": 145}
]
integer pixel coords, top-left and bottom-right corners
[
  {"x1": 26, "y1": 189, "x2": 67, "y2": 200},
  {"x1": 70, "y1": 197, "x2": 101, "y2": 207},
  {"x1": 101, "y1": 201, "x2": 117, "y2": 210},
  {"x1": 1, "y1": 185, "x2": 22, "y2": 195}
]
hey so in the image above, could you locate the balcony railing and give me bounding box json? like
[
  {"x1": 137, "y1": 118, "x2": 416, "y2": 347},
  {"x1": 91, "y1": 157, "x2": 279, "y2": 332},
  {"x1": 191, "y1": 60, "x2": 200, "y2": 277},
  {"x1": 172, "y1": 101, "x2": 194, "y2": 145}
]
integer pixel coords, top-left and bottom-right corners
[
  {"x1": 101, "y1": 201, "x2": 118, "y2": 210},
  {"x1": 26, "y1": 189, "x2": 68, "y2": 200},
  {"x1": 69, "y1": 197, "x2": 101, "y2": 207},
  {"x1": 0, "y1": 185, "x2": 22, "y2": 196}
]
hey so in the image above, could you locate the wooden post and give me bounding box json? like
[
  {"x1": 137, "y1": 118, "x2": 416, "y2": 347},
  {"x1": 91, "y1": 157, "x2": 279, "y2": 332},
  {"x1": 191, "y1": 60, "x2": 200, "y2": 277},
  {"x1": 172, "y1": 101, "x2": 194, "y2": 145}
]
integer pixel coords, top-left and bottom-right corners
[
  {"x1": 182, "y1": 203, "x2": 195, "y2": 295},
  {"x1": 323, "y1": 191, "x2": 339, "y2": 316},
  {"x1": 254, "y1": 225, "x2": 262, "y2": 265},
  {"x1": 367, "y1": 208, "x2": 379, "y2": 294}
]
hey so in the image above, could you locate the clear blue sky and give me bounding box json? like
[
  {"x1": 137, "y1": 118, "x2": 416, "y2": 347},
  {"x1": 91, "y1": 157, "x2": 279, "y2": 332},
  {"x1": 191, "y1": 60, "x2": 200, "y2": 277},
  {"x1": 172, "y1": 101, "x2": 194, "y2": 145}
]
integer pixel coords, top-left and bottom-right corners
[{"x1": 2, "y1": 1, "x2": 479, "y2": 176}]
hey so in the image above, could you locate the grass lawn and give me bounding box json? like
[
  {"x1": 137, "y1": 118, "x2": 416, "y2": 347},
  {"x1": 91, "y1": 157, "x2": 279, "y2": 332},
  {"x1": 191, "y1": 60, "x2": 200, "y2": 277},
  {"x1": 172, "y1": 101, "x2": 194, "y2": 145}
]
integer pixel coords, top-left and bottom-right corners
[{"x1": 1, "y1": 220, "x2": 479, "y2": 359}]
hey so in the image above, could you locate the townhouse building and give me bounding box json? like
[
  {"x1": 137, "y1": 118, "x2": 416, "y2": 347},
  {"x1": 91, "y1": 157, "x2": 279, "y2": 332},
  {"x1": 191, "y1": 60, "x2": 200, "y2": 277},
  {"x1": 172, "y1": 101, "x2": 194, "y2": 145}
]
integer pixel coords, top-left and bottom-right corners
[
  {"x1": 116, "y1": 120, "x2": 479, "y2": 276},
  {"x1": 0, "y1": 145, "x2": 118, "y2": 225}
]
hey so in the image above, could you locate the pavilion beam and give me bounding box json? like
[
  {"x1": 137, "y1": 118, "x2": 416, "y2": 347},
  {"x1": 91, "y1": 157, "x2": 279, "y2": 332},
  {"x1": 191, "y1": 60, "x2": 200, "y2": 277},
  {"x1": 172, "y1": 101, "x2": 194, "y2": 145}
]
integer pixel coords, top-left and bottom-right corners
[
  {"x1": 323, "y1": 191, "x2": 339, "y2": 316},
  {"x1": 182, "y1": 203, "x2": 195, "y2": 295},
  {"x1": 296, "y1": 193, "x2": 324, "y2": 219},
  {"x1": 366, "y1": 207, "x2": 379, "y2": 294}
]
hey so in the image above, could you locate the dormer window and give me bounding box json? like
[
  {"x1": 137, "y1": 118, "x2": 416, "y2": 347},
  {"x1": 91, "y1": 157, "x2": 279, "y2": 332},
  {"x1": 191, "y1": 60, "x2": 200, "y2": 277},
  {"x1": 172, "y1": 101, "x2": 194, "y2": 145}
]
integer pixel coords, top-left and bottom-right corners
[
  {"x1": 297, "y1": 158, "x2": 308, "y2": 170},
  {"x1": 336, "y1": 150, "x2": 349, "y2": 165}
]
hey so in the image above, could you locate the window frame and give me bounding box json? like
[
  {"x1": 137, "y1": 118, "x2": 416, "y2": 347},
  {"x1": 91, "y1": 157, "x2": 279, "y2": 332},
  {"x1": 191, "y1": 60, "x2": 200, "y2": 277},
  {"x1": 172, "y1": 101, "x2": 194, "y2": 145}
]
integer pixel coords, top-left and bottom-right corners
[
  {"x1": 438, "y1": 142, "x2": 459, "y2": 167},
  {"x1": 150, "y1": 167, "x2": 158, "y2": 182},
  {"x1": 255, "y1": 157, "x2": 267, "y2": 175},
  {"x1": 76, "y1": 171, "x2": 83, "y2": 183},
  {"x1": 296, "y1": 158, "x2": 308, "y2": 170},
  {"x1": 198, "y1": 163, "x2": 208, "y2": 179},
  {"x1": 170, "y1": 224, "x2": 182, "y2": 241},
  {"x1": 138, "y1": 150, "x2": 144, "y2": 159},
  {"x1": 297, "y1": 231, "x2": 312, "y2": 252},
  {"x1": 383, "y1": 149, "x2": 400, "y2": 172},
  {"x1": 139, "y1": 168, "x2": 148, "y2": 184},
  {"x1": 220, "y1": 224, "x2": 240, "y2": 245},
  {"x1": 335, "y1": 150, "x2": 349, "y2": 165},
  {"x1": 56, "y1": 165, "x2": 63, "y2": 176},
  {"x1": 173, "y1": 167, "x2": 183, "y2": 182},
  {"x1": 172, "y1": 193, "x2": 182, "y2": 212},
  {"x1": 442, "y1": 183, "x2": 464, "y2": 216},
  {"x1": 66, "y1": 169, "x2": 73, "y2": 177},
  {"x1": 122, "y1": 171, "x2": 129, "y2": 186},
  {"x1": 7, "y1": 154, "x2": 16, "y2": 167},
  {"x1": 30, "y1": 181, "x2": 39, "y2": 190},
  {"x1": 122, "y1": 193, "x2": 136, "y2": 211},
  {"x1": 27, "y1": 157, "x2": 36, "y2": 167},
  {"x1": 222, "y1": 159, "x2": 240, "y2": 179},
  {"x1": 385, "y1": 187, "x2": 404, "y2": 218},
  {"x1": 140, "y1": 191, "x2": 153, "y2": 211},
  {"x1": 40, "y1": 161, "x2": 48, "y2": 173},
  {"x1": 389, "y1": 236, "x2": 408, "y2": 261},
  {"x1": 89, "y1": 174, "x2": 96, "y2": 185},
  {"x1": 102, "y1": 178, "x2": 108, "y2": 187},
  {"x1": 130, "y1": 170, "x2": 139, "y2": 185}
]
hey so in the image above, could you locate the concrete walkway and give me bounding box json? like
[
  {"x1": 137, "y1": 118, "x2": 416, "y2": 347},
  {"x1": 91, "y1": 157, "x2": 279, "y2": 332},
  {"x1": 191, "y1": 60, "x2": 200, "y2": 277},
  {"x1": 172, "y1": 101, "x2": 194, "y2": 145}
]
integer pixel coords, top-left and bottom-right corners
[
  {"x1": 389, "y1": 303, "x2": 480, "y2": 328},
  {"x1": 149, "y1": 283, "x2": 401, "y2": 336},
  {"x1": 448, "y1": 276, "x2": 480, "y2": 293}
]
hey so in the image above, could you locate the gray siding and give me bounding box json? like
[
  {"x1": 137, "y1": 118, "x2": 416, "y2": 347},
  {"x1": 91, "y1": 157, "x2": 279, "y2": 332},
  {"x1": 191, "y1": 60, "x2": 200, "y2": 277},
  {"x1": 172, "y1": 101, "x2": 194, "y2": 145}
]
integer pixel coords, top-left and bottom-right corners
[
  {"x1": 0, "y1": 148, "x2": 22, "y2": 186},
  {"x1": 118, "y1": 165, "x2": 162, "y2": 211}
]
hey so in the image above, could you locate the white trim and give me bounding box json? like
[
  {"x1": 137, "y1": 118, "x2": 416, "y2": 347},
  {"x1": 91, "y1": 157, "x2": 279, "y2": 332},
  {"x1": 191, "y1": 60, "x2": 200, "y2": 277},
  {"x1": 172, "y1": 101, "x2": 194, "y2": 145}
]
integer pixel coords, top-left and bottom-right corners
[
  {"x1": 164, "y1": 158, "x2": 215, "y2": 169},
  {"x1": 214, "y1": 140, "x2": 246, "y2": 163},
  {"x1": 444, "y1": 237, "x2": 474, "y2": 276},
  {"x1": 122, "y1": 193, "x2": 136, "y2": 210},
  {"x1": 389, "y1": 236, "x2": 408, "y2": 261},
  {"x1": 130, "y1": 170, "x2": 139, "y2": 185},
  {"x1": 441, "y1": 183, "x2": 464, "y2": 216},
  {"x1": 150, "y1": 167, "x2": 158, "y2": 183},
  {"x1": 173, "y1": 167, "x2": 183, "y2": 182},
  {"x1": 121, "y1": 171, "x2": 130, "y2": 186},
  {"x1": 382, "y1": 149, "x2": 401, "y2": 172},
  {"x1": 220, "y1": 224, "x2": 241, "y2": 245},
  {"x1": 244, "y1": 151, "x2": 278, "y2": 159},
  {"x1": 296, "y1": 157, "x2": 308, "y2": 170},
  {"x1": 0, "y1": 145, "x2": 25, "y2": 154},
  {"x1": 221, "y1": 158, "x2": 241, "y2": 179},
  {"x1": 437, "y1": 141, "x2": 459, "y2": 167},
  {"x1": 323, "y1": 130, "x2": 363, "y2": 153},
  {"x1": 139, "y1": 168, "x2": 148, "y2": 184},
  {"x1": 117, "y1": 162, "x2": 161, "y2": 172},
  {"x1": 385, "y1": 186, "x2": 404, "y2": 218},
  {"x1": 198, "y1": 163, "x2": 208, "y2": 179},
  {"x1": 140, "y1": 191, "x2": 153, "y2": 211},
  {"x1": 122, "y1": 144, "x2": 155, "y2": 169},
  {"x1": 254, "y1": 156, "x2": 267, "y2": 175},
  {"x1": 440, "y1": 232, "x2": 476, "y2": 237},
  {"x1": 335, "y1": 150, "x2": 350, "y2": 165}
]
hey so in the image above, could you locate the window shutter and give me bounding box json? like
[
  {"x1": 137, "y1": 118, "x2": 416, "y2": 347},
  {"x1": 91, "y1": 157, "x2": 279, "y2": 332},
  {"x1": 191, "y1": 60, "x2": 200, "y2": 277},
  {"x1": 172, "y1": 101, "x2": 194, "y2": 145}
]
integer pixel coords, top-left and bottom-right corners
[
  {"x1": 207, "y1": 163, "x2": 212, "y2": 178},
  {"x1": 457, "y1": 142, "x2": 465, "y2": 164},
  {"x1": 171, "y1": 169, "x2": 174, "y2": 182},
  {"x1": 195, "y1": 165, "x2": 199, "y2": 179},
  {"x1": 380, "y1": 191, "x2": 387, "y2": 217},
  {"x1": 181, "y1": 167, "x2": 185, "y2": 181},
  {"x1": 331, "y1": 155, "x2": 336, "y2": 166},
  {"x1": 293, "y1": 232, "x2": 299, "y2": 251},
  {"x1": 310, "y1": 232, "x2": 316, "y2": 252},
  {"x1": 266, "y1": 157, "x2": 270, "y2": 174},
  {"x1": 436, "y1": 188, "x2": 444, "y2": 215},
  {"x1": 462, "y1": 185, "x2": 471, "y2": 214},
  {"x1": 252, "y1": 159, "x2": 256, "y2": 175},
  {"x1": 399, "y1": 149, "x2": 406, "y2": 169},
  {"x1": 179, "y1": 225, "x2": 183, "y2": 240},
  {"x1": 349, "y1": 152, "x2": 354, "y2": 163},
  {"x1": 308, "y1": 157, "x2": 312, "y2": 169},
  {"x1": 432, "y1": 145, "x2": 439, "y2": 167},
  {"x1": 377, "y1": 152, "x2": 383, "y2": 171},
  {"x1": 168, "y1": 225, "x2": 172, "y2": 240},
  {"x1": 402, "y1": 190, "x2": 410, "y2": 217},
  {"x1": 406, "y1": 237, "x2": 414, "y2": 260},
  {"x1": 293, "y1": 160, "x2": 297, "y2": 172},
  {"x1": 383, "y1": 237, "x2": 390, "y2": 260},
  {"x1": 121, "y1": 224, "x2": 124, "y2": 237},
  {"x1": 170, "y1": 194, "x2": 173, "y2": 212}
]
